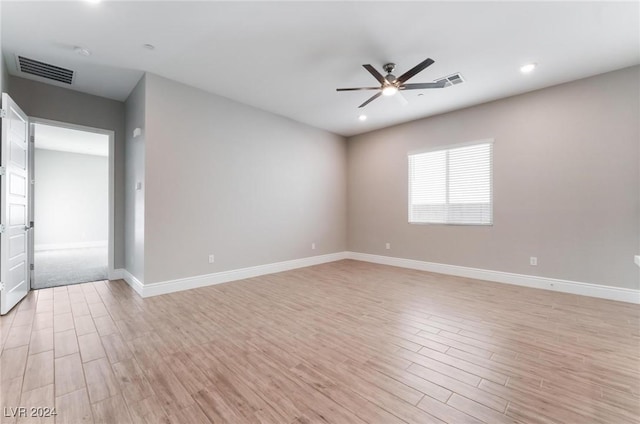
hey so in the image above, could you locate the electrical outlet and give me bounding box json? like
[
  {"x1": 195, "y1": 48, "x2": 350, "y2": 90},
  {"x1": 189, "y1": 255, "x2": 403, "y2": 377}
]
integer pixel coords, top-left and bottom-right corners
[
  {"x1": 208, "y1": 254, "x2": 215, "y2": 264},
  {"x1": 311, "y1": 242, "x2": 316, "y2": 250},
  {"x1": 385, "y1": 243, "x2": 391, "y2": 250},
  {"x1": 530, "y1": 256, "x2": 537, "y2": 266}
]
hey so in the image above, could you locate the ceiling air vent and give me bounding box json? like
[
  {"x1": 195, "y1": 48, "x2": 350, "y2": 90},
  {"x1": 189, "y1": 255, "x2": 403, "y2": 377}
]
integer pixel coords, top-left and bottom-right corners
[
  {"x1": 16, "y1": 56, "x2": 74, "y2": 85},
  {"x1": 435, "y1": 73, "x2": 465, "y2": 88}
]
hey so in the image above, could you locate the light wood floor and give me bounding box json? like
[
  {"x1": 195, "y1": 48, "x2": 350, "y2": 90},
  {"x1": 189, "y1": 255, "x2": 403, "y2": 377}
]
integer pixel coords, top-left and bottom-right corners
[{"x1": 1, "y1": 260, "x2": 638, "y2": 424}]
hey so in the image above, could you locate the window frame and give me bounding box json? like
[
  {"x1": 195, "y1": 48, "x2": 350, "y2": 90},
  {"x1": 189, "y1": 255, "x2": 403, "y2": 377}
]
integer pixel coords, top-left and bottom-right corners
[{"x1": 407, "y1": 139, "x2": 494, "y2": 226}]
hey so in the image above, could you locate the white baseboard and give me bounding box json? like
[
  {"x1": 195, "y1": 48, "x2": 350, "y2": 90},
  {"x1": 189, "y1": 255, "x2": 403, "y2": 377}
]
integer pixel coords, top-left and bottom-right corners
[
  {"x1": 116, "y1": 269, "x2": 144, "y2": 297},
  {"x1": 115, "y1": 252, "x2": 348, "y2": 298},
  {"x1": 107, "y1": 268, "x2": 123, "y2": 281},
  {"x1": 110, "y1": 250, "x2": 638, "y2": 304},
  {"x1": 346, "y1": 252, "x2": 640, "y2": 304},
  {"x1": 35, "y1": 241, "x2": 108, "y2": 251}
]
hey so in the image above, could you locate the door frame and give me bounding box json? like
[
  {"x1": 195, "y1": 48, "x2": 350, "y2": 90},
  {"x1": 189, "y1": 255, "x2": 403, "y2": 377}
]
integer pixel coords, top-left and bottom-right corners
[{"x1": 30, "y1": 117, "x2": 116, "y2": 282}]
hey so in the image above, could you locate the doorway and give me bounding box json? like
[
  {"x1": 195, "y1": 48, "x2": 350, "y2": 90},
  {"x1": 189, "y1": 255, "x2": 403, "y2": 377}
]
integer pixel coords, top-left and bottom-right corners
[{"x1": 31, "y1": 121, "x2": 113, "y2": 289}]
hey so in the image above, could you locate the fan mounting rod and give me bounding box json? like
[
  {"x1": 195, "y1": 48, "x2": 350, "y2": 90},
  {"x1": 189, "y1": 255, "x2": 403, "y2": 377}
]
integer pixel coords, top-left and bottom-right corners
[{"x1": 383, "y1": 63, "x2": 396, "y2": 74}]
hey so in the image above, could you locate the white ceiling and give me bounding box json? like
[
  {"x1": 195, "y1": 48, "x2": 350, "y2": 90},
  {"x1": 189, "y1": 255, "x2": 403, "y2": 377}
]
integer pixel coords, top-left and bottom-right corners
[
  {"x1": 34, "y1": 123, "x2": 109, "y2": 157},
  {"x1": 2, "y1": 1, "x2": 639, "y2": 137}
]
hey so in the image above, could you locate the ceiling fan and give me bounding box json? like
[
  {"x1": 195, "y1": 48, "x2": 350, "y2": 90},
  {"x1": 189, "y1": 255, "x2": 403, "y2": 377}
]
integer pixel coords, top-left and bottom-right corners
[{"x1": 336, "y1": 58, "x2": 446, "y2": 108}]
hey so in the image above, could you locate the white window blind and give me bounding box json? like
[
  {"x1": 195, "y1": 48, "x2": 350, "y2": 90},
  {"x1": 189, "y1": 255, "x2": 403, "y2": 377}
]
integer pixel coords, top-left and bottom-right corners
[{"x1": 409, "y1": 142, "x2": 493, "y2": 225}]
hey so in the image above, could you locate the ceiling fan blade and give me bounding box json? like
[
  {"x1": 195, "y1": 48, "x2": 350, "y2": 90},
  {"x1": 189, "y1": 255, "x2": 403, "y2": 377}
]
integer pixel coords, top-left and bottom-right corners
[
  {"x1": 358, "y1": 92, "x2": 382, "y2": 108},
  {"x1": 395, "y1": 91, "x2": 409, "y2": 106},
  {"x1": 363, "y1": 64, "x2": 386, "y2": 85},
  {"x1": 396, "y1": 58, "x2": 435, "y2": 84},
  {"x1": 336, "y1": 87, "x2": 381, "y2": 91},
  {"x1": 400, "y1": 81, "x2": 447, "y2": 90}
]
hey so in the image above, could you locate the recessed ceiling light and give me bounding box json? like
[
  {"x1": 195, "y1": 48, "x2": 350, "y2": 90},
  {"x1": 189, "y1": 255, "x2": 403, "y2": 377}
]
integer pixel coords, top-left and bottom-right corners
[
  {"x1": 358, "y1": 114, "x2": 367, "y2": 121},
  {"x1": 85, "y1": 0, "x2": 101, "y2": 4},
  {"x1": 143, "y1": 44, "x2": 156, "y2": 50},
  {"x1": 382, "y1": 86, "x2": 398, "y2": 96},
  {"x1": 520, "y1": 63, "x2": 537, "y2": 74},
  {"x1": 74, "y1": 46, "x2": 91, "y2": 56}
]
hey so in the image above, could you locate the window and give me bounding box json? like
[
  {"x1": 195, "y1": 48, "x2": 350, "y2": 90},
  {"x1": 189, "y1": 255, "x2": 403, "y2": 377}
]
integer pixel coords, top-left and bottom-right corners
[{"x1": 408, "y1": 141, "x2": 493, "y2": 225}]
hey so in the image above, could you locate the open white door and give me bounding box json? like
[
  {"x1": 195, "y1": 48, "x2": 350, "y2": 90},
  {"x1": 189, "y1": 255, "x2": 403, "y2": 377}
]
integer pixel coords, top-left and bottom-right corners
[{"x1": 1, "y1": 93, "x2": 30, "y2": 315}]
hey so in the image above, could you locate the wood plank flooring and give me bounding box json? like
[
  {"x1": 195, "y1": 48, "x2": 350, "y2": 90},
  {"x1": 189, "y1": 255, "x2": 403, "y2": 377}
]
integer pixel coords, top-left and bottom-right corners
[{"x1": 1, "y1": 259, "x2": 638, "y2": 423}]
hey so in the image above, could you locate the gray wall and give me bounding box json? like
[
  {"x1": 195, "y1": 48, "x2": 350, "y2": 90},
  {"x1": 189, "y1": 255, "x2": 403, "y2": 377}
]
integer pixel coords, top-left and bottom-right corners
[
  {"x1": 0, "y1": 54, "x2": 7, "y2": 95},
  {"x1": 8, "y1": 76, "x2": 126, "y2": 269},
  {"x1": 347, "y1": 66, "x2": 640, "y2": 290},
  {"x1": 143, "y1": 73, "x2": 347, "y2": 284},
  {"x1": 34, "y1": 149, "x2": 108, "y2": 248},
  {"x1": 0, "y1": 2, "x2": 6, "y2": 95},
  {"x1": 124, "y1": 76, "x2": 146, "y2": 281}
]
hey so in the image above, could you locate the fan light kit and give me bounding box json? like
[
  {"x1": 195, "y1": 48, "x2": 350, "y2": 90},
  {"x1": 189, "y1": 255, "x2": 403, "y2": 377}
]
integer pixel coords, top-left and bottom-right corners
[
  {"x1": 520, "y1": 63, "x2": 537, "y2": 74},
  {"x1": 337, "y1": 58, "x2": 446, "y2": 108},
  {"x1": 382, "y1": 86, "x2": 398, "y2": 96}
]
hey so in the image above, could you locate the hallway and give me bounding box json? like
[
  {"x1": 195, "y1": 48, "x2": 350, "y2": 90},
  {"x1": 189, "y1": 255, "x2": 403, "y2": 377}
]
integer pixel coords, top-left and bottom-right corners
[{"x1": 33, "y1": 247, "x2": 108, "y2": 289}]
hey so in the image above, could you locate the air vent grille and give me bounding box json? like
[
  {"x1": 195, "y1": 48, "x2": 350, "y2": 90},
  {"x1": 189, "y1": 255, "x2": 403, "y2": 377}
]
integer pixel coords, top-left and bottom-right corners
[
  {"x1": 17, "y1": 56, "x2": 74, "y2": 84},
  {"x1": 435, "y1": 73, "x2": 465, "y2": 88}
]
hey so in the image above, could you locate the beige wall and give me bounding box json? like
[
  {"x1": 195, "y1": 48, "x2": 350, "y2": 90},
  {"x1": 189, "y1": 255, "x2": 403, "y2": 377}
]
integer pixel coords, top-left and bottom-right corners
[
  {"x1": 142, "y1": 74, "x2": 347, "y2": 284},
  {"x1": 124, "y1": 76, "x2": 146, "y2": 281},
  {"x1": 347, "y1": 66, "x2": 640, "y2": 289},
  {"x1": 8, "y1": 76, "x2": 126, "y2": 269}
]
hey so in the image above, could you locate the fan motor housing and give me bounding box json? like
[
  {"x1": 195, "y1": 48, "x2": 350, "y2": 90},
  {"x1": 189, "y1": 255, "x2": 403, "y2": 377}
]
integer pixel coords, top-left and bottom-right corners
[{"x1": 383, "y1": 63, "x2": 396, "y2": 73}]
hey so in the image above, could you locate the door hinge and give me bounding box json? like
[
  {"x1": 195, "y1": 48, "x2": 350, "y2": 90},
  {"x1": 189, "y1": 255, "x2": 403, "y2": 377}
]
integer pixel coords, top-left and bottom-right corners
[
  {"x1": 0, "y1": 166, "x2": 5, "y2": 176},
  {"x1": 0, "y1": 224, "x2": 5, "y2": 233},
  {"x1": 30, "y1": 135, "x2": 35, "y2": 143},
  {"x1": 0, "y1": 109, "x2": 6, "y2": 119},
  {"x1": 0, "y1": 282, "x2": 5, "y2": 291},
  {"x1": 30, "y1": 264, "x2": 34, "y2": 271}
]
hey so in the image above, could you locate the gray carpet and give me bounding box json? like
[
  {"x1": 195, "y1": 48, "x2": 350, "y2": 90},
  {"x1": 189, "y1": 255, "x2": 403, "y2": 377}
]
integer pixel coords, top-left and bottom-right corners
[{"x1": 33, "y1": 247, "x2": 108, "y2": 289}]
